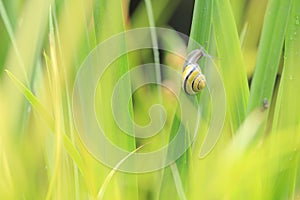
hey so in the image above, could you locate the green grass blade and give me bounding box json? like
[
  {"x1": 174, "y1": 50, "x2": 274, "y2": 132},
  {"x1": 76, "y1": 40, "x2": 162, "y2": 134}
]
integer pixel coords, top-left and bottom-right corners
[
  {"x1": 0, "y1": 0, "x2": 27, "y2": 83},
  {"x1": 5, "y1": 69, "x2": 84, "y2": 175},
  {"x1": 144, "y1": 0, "x2": 161, "y2": 83},
  {"x1": 187, "y1": 0, "x2": 213, "y2": 154},
  {"x1": 131, "y1": 0, "x2": 181, "y2": 28},
  {"x1": 241, "y1": 0, "x2": 268, "y2": 78},
  {"x1": 229, "y1": 0, "x2": 247, "y2": 31},
  {"x1": 159, "y1": 113, "x2": 190, "y2": 200},
  {"x1": 144, "y1": 0, "x2": 163, "y2": 107},
  {"x1": 93, "y1": 1, "x2": 136, "y2": 150},
  {"x1": 226, "y1": 108, "x2": 268, "y2": 158},
  {"x1": 270, "y1": 1, "x2": 300, "y2": 199},
  {"x1": 170, "y1": 163, "x2": 187, "y2": 200},
  {"x1": 5, "y1": 70, "x2": 54, "y2": 127},
  {"x1": 160, "y1": 0, "x2": 213, "y2": 197},
  {"x1": 247, "y1": 0, "x2": 293, "y2": 114},
  {"x1": 97, "y1": 144, "x2": 147, "y2": 200},
  {"x1": 272, "y1": 0, "x2": 300, "y2": 133},
  {"x1": 93, "y1": 0, "x2": 107, "y2": 40},
  {"x1": 93, "y1": 0, "x2": 138, "y2": 199},
  {"x1": 188, "y1": 0, "x2": 212, "y2": 51},
  {"x1": 50, "y1": 6, "x2": 82, "y2": 199},
  {"x1": 213, "y1": 0, "x2": 249, "y2": 133},
  {"x1": 187, "y1": 0, "x2": 226, "y2": 158}
]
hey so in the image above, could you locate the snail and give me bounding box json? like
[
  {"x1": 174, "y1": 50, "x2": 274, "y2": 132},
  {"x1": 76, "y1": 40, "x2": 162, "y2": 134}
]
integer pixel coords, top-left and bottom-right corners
[{"x1": 182, "y1": 48, "x2": 206, "y2": 95}]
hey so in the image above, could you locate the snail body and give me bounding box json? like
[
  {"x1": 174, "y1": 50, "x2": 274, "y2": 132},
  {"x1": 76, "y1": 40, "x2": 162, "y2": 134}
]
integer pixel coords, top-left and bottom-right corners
[{"x1": 182, "y1": 48, "x2": 206, "y2": 95}]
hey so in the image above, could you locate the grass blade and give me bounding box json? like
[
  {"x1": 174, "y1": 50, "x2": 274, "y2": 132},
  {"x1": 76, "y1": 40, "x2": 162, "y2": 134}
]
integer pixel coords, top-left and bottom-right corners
[
  {"x1": 272, "y1": 0, "x2": 300, "y2": 133},
  {"x1": 5, "y1": 69, "x2": 54, "y2": 126},
  {"x1": 5, "y1": 69, "x2": 84, "y2": 174},
  {"x1": 97, "y1": 144, "x2": 147, "y2": 200},
  {"x1": 0, "y1": 0, "x2": 27, "y2": 83},
  {"x1": 170, "y1": 163, "x2": 187, "y2": 200},
  {"x1": 213, "y1": 0, "x2": 249, "y2": 133},
  {"x1": 270, "y1": 1, "x2": 300, "y2": 199},
  {"x1": 131, "y1": 0, "x2": 181, "y2": 28},
  {"x1": 160, "y1": 0, "x2": 213, "y2": 198},
  {"x1": 240, "y1": 0, "x2": 268, "y2": 78},
  {"x1": 188, "y1": 0, "x2": 212, "y2": 51},
  {"x1": 229, "y1": 0, "x2": 247, "y2": 31},
  {"x1": 226, "y1": 108, "x2": 268, "y2": 158},
  {"x1": 247, "y1": 0, "x2": 293, "y2": 114},
  {"x1": 93, "y1": 0, "x2": 138, "y2": 199}
]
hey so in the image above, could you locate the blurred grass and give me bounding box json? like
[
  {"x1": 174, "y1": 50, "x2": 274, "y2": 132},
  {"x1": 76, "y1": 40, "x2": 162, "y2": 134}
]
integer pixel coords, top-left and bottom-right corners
[
  {"x1": 240, "y1": 0, "x2": 268, "y2": 78},
  {"x1": 93, "y1": 0, "x2": 138, "y2": 199},
  {"x1": 0, "y1": 0, "x2": 300, "y2": 199},
  {"x1": 131, "y1": 0, "x2": 181, "y2": 28}
]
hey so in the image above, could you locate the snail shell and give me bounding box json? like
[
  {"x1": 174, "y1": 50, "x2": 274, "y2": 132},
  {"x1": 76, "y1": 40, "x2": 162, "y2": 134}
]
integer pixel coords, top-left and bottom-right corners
[
  {"x1": 182, "y1": 48, "x2": 206, "y2": 95},
  {"x1": 182, "y1": 64, "x2": 206, "y2": 95}
]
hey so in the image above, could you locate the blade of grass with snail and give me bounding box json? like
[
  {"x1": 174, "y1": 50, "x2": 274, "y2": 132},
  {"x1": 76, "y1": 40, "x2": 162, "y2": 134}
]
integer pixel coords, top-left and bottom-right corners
[
  {"x1": 213, "y1": 0, "x2": 249, "y2": 134},
  {"x1": 189, "y1": 0, "x2": 227, "y2": 160},
  {"x1": 93, "y1": 0, "x2": 138, "y2": 199},
  {"x1": 159, "y1": 0, "x2": 213, "y2": 199},
  {"x1": 181, "y1": 0, "x2": 213, "y2": 191},
  {"x1": 270, "y1": 0, "x2": 300, "y2": 199}
]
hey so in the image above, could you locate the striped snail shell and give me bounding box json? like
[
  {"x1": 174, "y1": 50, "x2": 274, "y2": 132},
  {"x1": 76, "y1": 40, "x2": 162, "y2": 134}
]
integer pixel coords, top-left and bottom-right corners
[
  {"x1": 182, "y1": 63, "x2": 206, "y2": 95},
  {"x1": 182, "y1": 48, "x2": 206, "y2": 95}
]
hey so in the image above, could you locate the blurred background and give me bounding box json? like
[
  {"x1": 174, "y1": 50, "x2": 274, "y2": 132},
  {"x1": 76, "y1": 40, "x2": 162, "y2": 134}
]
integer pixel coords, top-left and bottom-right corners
[{"x1": 1, "y1": 0, "x2": 299, "y2": 199}]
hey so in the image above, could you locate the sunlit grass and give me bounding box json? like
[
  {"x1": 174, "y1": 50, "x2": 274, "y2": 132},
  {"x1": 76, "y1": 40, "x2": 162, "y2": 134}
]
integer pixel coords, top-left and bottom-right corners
[{"x1": 0, "y1": 0, "x2": 300, "y2": 199}]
